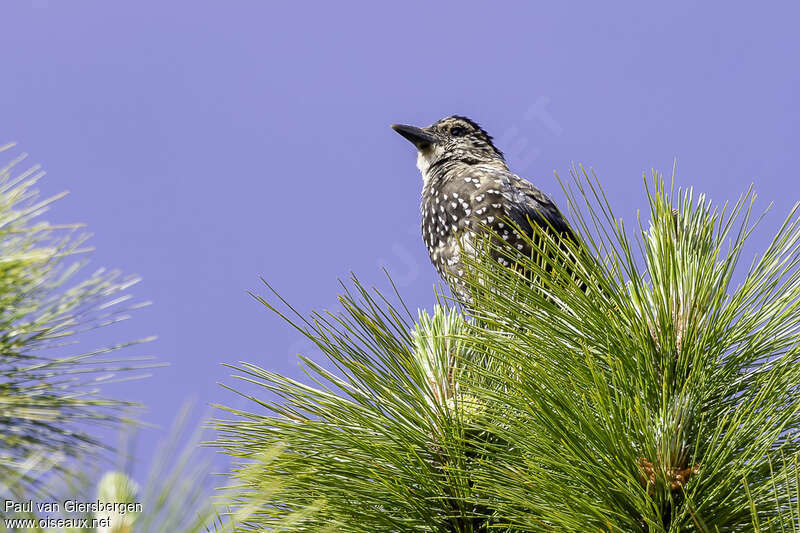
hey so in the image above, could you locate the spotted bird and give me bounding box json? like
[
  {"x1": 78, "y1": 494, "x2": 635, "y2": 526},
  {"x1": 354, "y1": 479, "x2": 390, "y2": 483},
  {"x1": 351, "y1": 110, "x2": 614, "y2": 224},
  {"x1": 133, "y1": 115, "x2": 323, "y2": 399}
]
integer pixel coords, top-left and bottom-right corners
[{"x1": 392, "y1": 115, "x2": 579, "y2": 301}]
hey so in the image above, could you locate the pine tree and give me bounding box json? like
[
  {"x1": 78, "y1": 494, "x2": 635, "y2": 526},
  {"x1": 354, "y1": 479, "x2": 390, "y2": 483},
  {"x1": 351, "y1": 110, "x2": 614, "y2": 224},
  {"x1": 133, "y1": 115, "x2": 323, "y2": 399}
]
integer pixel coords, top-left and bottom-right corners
[
  {"x1": 1, "y1": 144, "x2": 257, "y2": 533},
  {"x1": 0, "y1": 144, "x2": 153, "y2": 505},
  {"x1": 216, "y1": 166, "x2": 800, "y2": 532}
]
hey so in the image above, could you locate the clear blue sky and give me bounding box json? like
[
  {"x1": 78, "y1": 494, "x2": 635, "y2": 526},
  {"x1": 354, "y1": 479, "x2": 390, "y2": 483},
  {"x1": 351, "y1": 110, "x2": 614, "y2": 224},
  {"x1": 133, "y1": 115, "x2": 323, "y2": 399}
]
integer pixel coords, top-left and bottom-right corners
[{"x1": 2, "y1": 1, "x2": 799, "y2": 482}]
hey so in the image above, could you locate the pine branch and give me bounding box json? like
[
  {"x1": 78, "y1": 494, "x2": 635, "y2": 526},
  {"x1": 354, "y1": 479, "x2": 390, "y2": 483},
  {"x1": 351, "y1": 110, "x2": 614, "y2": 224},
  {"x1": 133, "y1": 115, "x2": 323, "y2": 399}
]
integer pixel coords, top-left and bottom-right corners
[
  {"x1": 216, "y1": 165, "x2": 800, "y2": 532},
  {"x1": 0, "y1": 145, "x2": 156, "y2": 504}
]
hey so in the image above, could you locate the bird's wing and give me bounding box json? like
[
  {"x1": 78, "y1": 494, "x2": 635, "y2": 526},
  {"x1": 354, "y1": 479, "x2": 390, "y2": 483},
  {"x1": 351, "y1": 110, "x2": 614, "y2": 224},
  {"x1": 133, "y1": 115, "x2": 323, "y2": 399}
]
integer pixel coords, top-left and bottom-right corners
[{"x1": 504, "y1": 173, "x2": 575, "y2": 239}]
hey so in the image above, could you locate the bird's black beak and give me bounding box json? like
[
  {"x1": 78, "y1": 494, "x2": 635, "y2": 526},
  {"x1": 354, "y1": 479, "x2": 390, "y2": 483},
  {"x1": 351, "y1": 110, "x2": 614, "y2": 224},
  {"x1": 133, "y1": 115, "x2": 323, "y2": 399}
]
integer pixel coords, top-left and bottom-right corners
[{"x1": 391, "y1": 124, "x2": 438, "y2": 149}]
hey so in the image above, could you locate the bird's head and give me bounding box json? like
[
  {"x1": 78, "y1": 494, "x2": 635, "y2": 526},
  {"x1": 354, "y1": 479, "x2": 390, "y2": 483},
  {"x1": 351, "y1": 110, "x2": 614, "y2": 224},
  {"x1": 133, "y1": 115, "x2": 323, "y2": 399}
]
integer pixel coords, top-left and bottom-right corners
[{"x1": 392, "y1": 115, "x2": 505, "y2": 178}]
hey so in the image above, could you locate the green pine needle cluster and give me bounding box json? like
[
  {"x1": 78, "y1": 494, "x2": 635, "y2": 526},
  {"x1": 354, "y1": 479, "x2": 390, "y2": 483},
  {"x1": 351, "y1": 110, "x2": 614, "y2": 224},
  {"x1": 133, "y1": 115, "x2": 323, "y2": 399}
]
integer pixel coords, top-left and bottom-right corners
[
  {"x1": 215, "y1": 166, "x2": 800, "y2": 531},
  {"x1": 0, "y1": 144, "x2": 154, "y2": 502}
]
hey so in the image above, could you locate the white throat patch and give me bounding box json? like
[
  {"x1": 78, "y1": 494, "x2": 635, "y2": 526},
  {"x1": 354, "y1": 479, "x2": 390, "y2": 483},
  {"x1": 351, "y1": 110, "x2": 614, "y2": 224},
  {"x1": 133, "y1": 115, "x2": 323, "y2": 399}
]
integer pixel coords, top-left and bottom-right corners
[{"x1": 416, "y1": 144, "x2": 446, "y2": 184}]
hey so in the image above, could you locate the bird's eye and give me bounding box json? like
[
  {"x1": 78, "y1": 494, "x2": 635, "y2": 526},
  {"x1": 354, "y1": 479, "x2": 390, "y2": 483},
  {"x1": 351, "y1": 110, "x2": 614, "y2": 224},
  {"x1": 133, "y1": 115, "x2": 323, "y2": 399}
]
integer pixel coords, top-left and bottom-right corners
[{"x1": 450, "y1": 126, "x2": 467, "y2": 137}]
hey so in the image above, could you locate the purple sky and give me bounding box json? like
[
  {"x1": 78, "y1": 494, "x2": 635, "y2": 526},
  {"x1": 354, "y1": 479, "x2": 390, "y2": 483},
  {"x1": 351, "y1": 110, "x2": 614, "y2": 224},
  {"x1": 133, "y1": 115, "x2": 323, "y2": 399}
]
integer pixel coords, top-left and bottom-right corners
[{"x1": 2, "y1": 2, "x2": 799, "y2": 482}]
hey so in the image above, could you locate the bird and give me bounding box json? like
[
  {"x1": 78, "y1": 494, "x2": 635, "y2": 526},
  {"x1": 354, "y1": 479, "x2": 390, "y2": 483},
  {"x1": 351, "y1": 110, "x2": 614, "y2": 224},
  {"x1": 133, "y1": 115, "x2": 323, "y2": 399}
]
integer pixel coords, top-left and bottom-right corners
[{"x1": 391, "y1": 115, "x2": 579, "y2": 301}]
